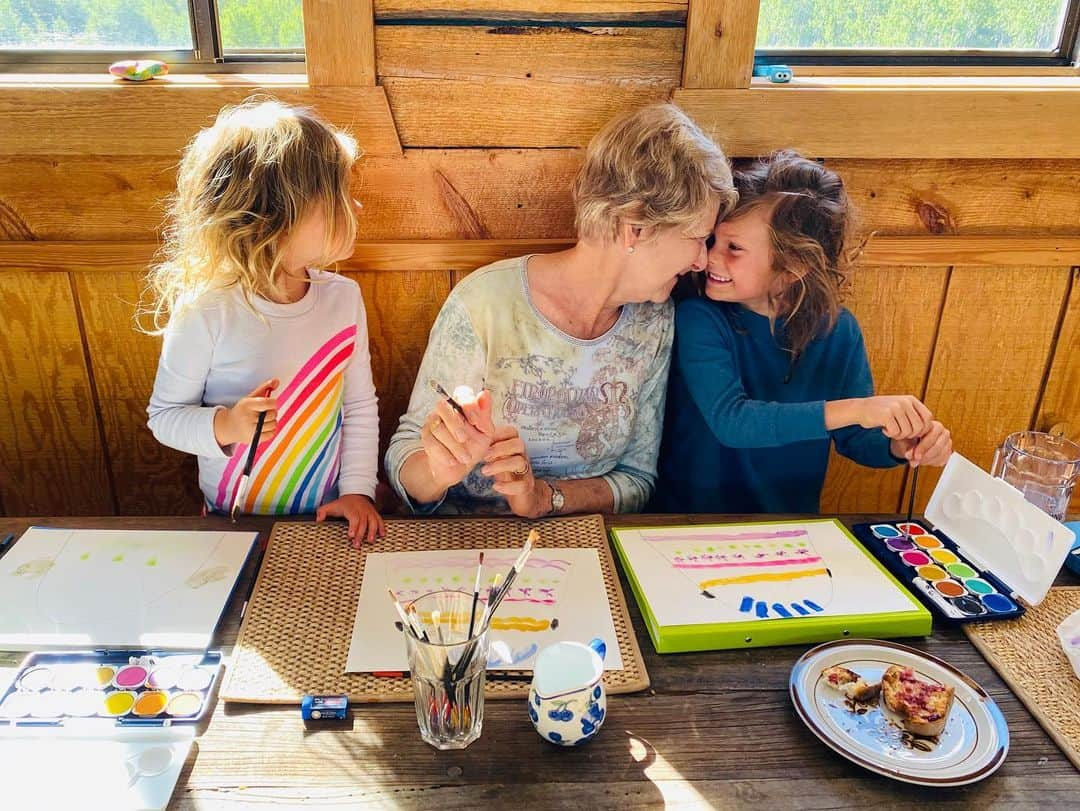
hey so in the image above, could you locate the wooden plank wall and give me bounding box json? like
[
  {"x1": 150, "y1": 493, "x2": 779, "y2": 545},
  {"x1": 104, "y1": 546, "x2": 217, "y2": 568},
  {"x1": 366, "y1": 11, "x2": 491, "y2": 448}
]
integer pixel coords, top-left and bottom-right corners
[{"x1": 0, "y1": 0, "x2": 1078, "y2": 517}]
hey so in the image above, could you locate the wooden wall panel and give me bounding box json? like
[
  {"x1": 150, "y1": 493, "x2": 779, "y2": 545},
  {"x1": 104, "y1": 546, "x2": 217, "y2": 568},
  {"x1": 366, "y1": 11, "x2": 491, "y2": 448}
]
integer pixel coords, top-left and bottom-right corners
[
  {"x1": 304, "y1": 0, "x2": 376, "y2": 87},
  {"x1": 908, "y1": 267, "x2": 1072, "y2": 510},
  {"x1": 382, "y1": 78, "x2": 668, "y2": 147},
  {"x1": 1034, "y1": 268, "x2": 1080, "y2": 513},
  {"x1": 682, "y1": 0, "x2": 759, "y2": 89},
  {"x1": 0, "y1": 272, "x2": 113, "y2": 515},
  {"x1": 0, "y1": 86, "x2": 401, "y2": 157},
  {"x1": 826, "y1": 160, "x2": 1080, "y2": 237},
  {"x1": 675, "y1": 87, "x2": 1080, "y2": 158},
  {"x1": 820, "y1": 266, "x2": 950, "y2": 514},
  {"x1": 376, "y1": 25, "x2": 681, "y2": 85},
  {"x1": 5, "y1": 156, "x2": 1080, "y2": 242},
  {"x1": 344, "y1": 270, "x2": 452, "y2": 479},
  {"x1": 73, "y1": 273, "x2": 201, "y2": 516},
  {"x1": 374, "y1": 0, "x2": 688, "y2": 22}
]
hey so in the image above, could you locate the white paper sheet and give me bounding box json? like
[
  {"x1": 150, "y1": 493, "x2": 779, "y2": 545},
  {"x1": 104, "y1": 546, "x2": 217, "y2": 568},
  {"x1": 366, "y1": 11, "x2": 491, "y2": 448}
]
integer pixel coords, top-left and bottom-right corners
[
  {"x1": 0, "y1": 528, "x2": 255, "y2": 649},
  {"x1": 346, "y1": 548, "x2": 623, "y2": 672}
]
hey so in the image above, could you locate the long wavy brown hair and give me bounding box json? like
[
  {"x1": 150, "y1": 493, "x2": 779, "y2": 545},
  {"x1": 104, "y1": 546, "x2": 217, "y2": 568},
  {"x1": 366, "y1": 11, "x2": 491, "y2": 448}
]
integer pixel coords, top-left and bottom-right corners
[
  {"x1": 141, "y1": 98, "x2": 359, "y2": 333},
  {"x1": 730, "y1": 150, "x2": 857, "y2": 359}
]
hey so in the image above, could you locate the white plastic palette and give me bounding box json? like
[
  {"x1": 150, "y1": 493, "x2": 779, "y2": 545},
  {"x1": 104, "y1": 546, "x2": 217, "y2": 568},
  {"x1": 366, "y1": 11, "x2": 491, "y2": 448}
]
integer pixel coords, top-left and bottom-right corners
[{"x1": 924, "y1": 453, "x2": 1075, "y2": 607}]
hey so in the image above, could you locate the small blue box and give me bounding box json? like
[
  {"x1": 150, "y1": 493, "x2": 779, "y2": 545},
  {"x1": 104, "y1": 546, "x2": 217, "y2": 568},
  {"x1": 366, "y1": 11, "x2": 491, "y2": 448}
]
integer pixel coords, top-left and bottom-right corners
[{"x1": 301, "y1": 694, "x2": 348, "y2": 720}]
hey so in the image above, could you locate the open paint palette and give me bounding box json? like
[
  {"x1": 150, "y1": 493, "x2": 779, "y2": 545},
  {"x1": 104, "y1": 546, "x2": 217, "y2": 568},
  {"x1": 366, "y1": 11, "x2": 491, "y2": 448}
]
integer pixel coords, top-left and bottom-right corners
[
  {"x1": 853, "y1": 453, "x2": 1075, "y2": 623},
  {"x1": 0, "y1": 651, "x2": 221, "y2": 726}
]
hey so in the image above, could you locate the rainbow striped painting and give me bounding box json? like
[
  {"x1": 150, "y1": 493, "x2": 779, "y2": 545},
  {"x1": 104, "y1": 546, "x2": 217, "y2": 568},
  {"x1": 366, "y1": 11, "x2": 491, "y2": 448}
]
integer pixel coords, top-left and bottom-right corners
[{"x1": 215, "y1": 325, "x2": 356, "y2": 514}]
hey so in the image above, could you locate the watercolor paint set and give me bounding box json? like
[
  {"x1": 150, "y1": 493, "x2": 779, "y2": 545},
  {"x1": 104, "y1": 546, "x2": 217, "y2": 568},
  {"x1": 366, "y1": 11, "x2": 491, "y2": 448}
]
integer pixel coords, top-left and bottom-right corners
[
  {"x1": 853, "y1": 453, "x2": 1075, "y2": 624},
  {"x1": 0, "y1": 650, "x2": 221, "y2": 727}
]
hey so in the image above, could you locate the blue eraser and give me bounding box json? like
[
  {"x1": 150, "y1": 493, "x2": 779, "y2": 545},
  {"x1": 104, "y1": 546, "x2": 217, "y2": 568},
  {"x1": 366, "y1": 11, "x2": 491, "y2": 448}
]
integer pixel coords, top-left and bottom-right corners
[{"x1": 301, "y1": 694, "x2": 348, "y2": 720}]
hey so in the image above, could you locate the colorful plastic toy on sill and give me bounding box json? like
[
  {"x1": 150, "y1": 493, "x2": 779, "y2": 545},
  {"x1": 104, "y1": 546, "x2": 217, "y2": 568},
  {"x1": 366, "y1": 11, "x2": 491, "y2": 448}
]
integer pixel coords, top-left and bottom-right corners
[
  {"x1": 852, "y1": 453, "x2": 1076, "y2": 624},
  {"x1": 752, "y1": 63, "x2": 793, "y2": 83},
  {"x1": 108, "y1": 59, "x2": 169, "y2": 81}
]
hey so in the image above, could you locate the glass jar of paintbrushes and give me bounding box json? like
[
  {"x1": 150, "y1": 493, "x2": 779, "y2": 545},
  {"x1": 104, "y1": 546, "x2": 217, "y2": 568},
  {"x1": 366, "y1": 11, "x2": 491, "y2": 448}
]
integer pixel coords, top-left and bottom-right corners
[{"x1": 390, "y1": 531, "x2": 537, "y2": 750}]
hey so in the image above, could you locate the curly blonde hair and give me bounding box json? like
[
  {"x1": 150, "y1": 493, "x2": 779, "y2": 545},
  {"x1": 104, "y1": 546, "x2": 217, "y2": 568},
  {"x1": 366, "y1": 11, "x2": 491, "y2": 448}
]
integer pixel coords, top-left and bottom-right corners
[
  {"x1": 572, "y1": 102, "x2": 736, "y2": 242},
  {"x1": 142, "y1": 98, "x2": 359, "y2": 333}
]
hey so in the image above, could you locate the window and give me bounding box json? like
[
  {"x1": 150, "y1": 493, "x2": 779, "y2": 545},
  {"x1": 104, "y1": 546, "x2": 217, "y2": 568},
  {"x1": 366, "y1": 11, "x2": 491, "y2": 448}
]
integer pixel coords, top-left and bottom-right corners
[
  {"x1": 756, "y1": 0, "x2": 1080, "y2": 66},
  {"x1": 0, "y1": 0, "x2": 305, "y2": 70}
]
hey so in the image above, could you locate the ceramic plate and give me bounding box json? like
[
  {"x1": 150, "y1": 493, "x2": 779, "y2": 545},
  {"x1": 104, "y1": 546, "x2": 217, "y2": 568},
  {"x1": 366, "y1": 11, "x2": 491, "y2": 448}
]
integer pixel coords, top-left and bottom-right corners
[{"x1": 789, "y1": 639, "x2": 1008, "y2": 786}]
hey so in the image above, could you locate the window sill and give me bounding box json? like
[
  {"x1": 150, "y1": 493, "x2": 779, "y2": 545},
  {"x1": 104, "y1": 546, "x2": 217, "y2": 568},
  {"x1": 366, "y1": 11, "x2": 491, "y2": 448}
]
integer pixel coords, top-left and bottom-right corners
[{"x1": 0, "y1": 73, "x2": 308, "y2": 88}]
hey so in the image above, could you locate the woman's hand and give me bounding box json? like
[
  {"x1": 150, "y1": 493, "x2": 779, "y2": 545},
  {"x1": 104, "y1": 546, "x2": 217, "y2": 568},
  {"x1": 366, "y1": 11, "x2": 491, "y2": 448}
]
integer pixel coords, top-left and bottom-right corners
[
  {"x1": 214, "y1": 378, "x2": 279, "y2": 448},
  {"x1": 420, "y1": 390, "x2": 496, "y2": 491},
  {"x1": 891, "y1": 420, "x2": 953, "y2": 468},
  {"x1": 483, "y1": 425, "x2": 549, "y2": 518},
  {"x1": 316, "y1": 493, "x2": 385, "y2": 547},
  {"x1": 857, "y1": 395, "x2": 933, "y2": 439}
]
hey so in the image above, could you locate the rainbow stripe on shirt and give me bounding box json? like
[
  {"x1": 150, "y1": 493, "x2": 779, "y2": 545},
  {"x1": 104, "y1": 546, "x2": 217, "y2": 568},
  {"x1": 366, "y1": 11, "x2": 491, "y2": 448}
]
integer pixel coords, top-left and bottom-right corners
[{"x1": 215, "y1": 325, "x2": 356, "y2": 514}]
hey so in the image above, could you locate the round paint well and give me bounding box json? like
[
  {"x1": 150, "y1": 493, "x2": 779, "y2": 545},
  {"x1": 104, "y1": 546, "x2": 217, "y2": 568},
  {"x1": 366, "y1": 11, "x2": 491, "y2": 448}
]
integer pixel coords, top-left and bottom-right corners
[
  {"x1": 147, "y1": 665, "x2": 182, "y2": 690},
  {"x1": 166, "y1": 692, "x2": 203, "y2": 718},
  {"x1": 934, "y1": 580, "x2": 967, "y2": 598},
  {"x1": 0, "y1": 692, "x2": 34, "y2": 718},
  {"x1": 95, "y1": 666, "x2": 116, "y2": 686},
  {"x1": 930, "y1": 549, "x2": 959, "y2": 565},
  {"x1": 102, "y1": 690, "x2": 136, "y2": 717},
  {"x1": 870, "y1": 524, "x2": 902, "y2": 539},
  {"x1": 66, "y1": 689, "x2": 103, "y2": 717},
  {"x1": 53, "y1": 666, "x2": 97, "y2": 692},
  {"x1": 946, "y1": 562, "x2": 978, "y2": 579},
  {"x1": 916, "y1": 565, "x2": 948, "y2": 582},
  {"x1": 982, "y1": 593, "x2": 1018, "y2": 613},
  {"x1": 952, "y1": 595, "x2": 989, "y2": 616},
  {"x1": 886, "y1": 538, "x2": 917, "y2": 552},
  {"x1": 133, "y1": 690, "x2": 169, "y2": 717},
  {"x1": 913, "y1": 535, "x2": 944, "y2": 550},
  {"x1": 900, "y1": 550, "x2": 931, "y2": 567},
  {"x1": 31, "y1": 690, "x2": 66, "y2": 718},
  {"x1": 17, "y1": 666, "x2": 53, "y2": 692},
  {"x1": 177, "y1": 667, "x2": 212, "y2": 692},
  {"x1": 113, "y1": 665, "x2": 148, "y2": 690},
  {"x1": 965, "y1": 578, "x2": 995, "y2": 596},
  {"x1": 895, "y1": 522, "x2": 927, "y2": 536}
]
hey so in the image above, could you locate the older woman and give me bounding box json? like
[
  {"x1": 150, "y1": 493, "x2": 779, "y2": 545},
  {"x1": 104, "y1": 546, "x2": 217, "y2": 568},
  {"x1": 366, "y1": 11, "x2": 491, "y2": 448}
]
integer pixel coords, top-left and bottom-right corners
[{"x1": 385, "y1": 103, "x2": 736, "y2": 516}]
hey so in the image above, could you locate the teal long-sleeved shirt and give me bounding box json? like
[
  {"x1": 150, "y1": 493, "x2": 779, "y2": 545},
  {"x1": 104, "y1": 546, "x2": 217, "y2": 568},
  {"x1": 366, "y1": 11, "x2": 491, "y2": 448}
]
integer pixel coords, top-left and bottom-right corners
[{"x1": 652, "y1": 298, "x2": 902, "y2": 514}]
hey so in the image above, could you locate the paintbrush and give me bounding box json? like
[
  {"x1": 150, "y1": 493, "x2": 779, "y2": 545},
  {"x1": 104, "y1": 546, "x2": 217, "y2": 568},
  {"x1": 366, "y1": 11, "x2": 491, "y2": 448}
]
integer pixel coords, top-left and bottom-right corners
[
  {"x1": 905, "y1": 464, "x2": 920, "y2": 539},
  {"x1": 230, "y1": 387, "x2": 273, "y2": 522},
  {"x1": 466, "y1": 552, "x2": 485, "y2": 641},
  {"x1": 481, "y1": 530, "x2": 537, "y2": 632},
  {"x1": 387, "y1": 588, "x2": 415, "y2": 638},
  {"x1": 406, "y1": 604, "x2": 429, "y2": 642},
  {"x1": 428, "y1": 379, "x2": 468, "y2": 420}
]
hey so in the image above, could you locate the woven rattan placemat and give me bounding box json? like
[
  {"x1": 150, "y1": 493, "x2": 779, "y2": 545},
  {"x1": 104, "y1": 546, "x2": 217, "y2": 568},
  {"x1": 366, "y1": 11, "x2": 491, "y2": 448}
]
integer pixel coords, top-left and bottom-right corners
[
  {"x1": 221, "y1": 515, "x2": 649, "y2": 704},
  {"x1": 963, "y1": 586, "x2": 1080, "y2": 771}
]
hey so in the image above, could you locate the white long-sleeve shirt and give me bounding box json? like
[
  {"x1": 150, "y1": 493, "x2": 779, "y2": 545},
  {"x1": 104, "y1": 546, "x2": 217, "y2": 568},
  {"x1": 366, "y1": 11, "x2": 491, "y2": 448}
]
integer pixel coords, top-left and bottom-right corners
[{"x1": 147, "y1": 271, "x2": 378, "y2": 514}]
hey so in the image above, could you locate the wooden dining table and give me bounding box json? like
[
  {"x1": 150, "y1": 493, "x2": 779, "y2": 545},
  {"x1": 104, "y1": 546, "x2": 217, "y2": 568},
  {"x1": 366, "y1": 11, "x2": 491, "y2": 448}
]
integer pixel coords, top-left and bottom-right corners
[{"x1": 1, "y1": 513, "x2": 1078, "y2": 809}]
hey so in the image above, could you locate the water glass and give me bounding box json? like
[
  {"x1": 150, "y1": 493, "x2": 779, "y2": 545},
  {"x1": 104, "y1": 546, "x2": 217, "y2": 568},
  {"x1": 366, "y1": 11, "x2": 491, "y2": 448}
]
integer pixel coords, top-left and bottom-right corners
[
  {"x1": 992, "y1": 431, "x2": 1080, "y2": 521},
  {"x1": 403, "y1": 590, "x2": 488, "y2": 750}
]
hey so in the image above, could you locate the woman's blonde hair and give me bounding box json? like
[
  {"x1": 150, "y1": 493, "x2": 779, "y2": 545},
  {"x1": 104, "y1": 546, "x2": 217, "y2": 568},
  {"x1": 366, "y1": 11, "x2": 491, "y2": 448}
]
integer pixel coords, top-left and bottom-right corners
[
  {"x1": 730, "y1": 150, "x2": 857, "y2": 359},
  {"x1": 572, "y1": 102, "x2": 736, "y2": 242},
  {"x1": 142, "y1": 98, "x2": 359, "y2": 333}
]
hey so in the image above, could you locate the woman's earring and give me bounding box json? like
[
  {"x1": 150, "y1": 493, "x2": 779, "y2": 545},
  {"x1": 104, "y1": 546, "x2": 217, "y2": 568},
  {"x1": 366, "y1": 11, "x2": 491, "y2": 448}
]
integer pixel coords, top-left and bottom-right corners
[{"x1": 627, "y1": 246, "x2": 635, "y2": 255}]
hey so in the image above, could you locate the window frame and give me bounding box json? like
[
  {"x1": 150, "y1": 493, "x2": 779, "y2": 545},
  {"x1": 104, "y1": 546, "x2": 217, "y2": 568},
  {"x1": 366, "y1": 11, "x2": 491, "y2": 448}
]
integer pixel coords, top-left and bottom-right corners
[
  {"x1": 754, "y1": 0, "x2": 1080, "y2": 68},
  {"x1": 0, "y1": 0, "x2": 305, "y2": 73}
]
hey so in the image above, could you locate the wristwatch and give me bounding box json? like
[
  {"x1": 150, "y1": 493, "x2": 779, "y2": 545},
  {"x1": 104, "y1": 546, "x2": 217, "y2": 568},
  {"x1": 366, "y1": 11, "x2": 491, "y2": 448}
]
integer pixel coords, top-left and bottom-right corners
[{"x1": 547, "y1": 481, "x2": 565, "y2": 515}]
